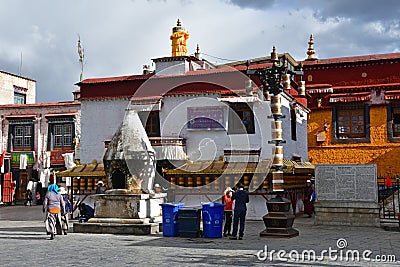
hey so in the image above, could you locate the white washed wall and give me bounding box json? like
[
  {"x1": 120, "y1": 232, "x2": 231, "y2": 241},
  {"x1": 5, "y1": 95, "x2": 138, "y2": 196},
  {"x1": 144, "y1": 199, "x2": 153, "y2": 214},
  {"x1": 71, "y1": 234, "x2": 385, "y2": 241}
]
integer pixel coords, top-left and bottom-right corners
[
  {"x1": 80, "y1": 99, "x2": 130, "y2": 163},
  {"x1": 0, "y1": 72, "x2": 36, "y2": 105},
  {"x1": 280, "y1": 94, "x2": 308, "y2": 161},
  {"x1": 160, "y1": 94, "x2": 275, "y2": 161}
]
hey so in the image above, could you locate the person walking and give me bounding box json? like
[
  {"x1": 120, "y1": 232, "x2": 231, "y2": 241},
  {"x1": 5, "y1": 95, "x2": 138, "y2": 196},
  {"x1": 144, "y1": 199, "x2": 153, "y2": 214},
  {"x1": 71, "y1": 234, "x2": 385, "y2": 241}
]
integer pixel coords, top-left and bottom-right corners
[
  {"x1": 42, "y1": 184, "x2": 65, "y2": 240},
  {"x1": 230, "y1": 183, "x2": 249, "y2": 240},
  {"x1": 223, "y1": 187, "x2": 234, "y2": 237},
  {"x1": 25, "y1": 189, "x2": 33, "y2": 206},
  {"x1": 59, "y1": 187, "x2": 72, "y2": 235}
]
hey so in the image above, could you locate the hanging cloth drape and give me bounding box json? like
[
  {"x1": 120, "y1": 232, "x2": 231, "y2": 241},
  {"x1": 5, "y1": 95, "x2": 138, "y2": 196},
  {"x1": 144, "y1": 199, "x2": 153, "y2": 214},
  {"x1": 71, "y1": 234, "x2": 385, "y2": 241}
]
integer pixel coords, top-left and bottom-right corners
[{"x1": 20, "y1": 154, "x2": 27, "y2": 170}]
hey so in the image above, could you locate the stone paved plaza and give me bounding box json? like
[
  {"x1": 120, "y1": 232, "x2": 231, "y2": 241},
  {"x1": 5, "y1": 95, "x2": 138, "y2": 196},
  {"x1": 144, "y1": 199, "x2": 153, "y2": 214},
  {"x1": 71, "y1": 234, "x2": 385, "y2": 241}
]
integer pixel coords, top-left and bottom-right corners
[{"x1": 1, "y1": 205, "x2": 400, "y2": 266}]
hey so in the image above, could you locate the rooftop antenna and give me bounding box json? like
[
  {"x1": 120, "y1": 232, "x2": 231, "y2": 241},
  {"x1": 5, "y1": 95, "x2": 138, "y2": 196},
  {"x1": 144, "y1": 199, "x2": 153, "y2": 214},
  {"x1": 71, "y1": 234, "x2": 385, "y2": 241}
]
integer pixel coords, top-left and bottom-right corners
[
  {"x1": 18, "y1": 51, "x2": 23, "y2": 76},
  {"x1": 77, "y1": 34, "x2": 85, "y2": 81}
]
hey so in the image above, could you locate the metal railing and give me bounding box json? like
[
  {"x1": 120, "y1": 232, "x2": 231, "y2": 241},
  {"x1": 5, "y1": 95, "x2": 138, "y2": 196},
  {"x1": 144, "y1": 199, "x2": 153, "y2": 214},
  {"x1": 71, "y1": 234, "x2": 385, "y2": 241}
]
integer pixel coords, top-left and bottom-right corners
[{"x1": 378, "y1": 178, "x2": 400, "y2": 225}]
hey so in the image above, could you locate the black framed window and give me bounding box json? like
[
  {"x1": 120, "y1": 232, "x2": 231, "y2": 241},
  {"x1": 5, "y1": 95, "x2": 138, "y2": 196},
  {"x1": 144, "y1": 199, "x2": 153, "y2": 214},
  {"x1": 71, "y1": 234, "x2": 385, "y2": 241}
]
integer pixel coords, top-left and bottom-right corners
[
  {"x1": 8, "y1": 121, "x2": 34, "y2": 151},
  {"x1": 14, "y1": 92, "x2": 26, "y2": 104},
  {"x1": 47, "y1": 118, "x2": 75, "y2": 150},
  {"x1": 228, "y1": 103, "x2": 255, "y2": 134},
  {"x1": 332, "y1": 104, "x2": 370, "y2": 144}
]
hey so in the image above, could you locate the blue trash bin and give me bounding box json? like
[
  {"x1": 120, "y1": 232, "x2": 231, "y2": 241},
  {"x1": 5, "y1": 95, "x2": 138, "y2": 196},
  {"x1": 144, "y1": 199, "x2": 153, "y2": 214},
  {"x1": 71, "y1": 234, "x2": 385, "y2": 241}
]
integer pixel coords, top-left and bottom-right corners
[
  {"x1": 202, "y1": 202, "x2": 226, "y2": 238},
  {"x1": 160, "y1": 202, "x2": 184, "y2": 237}
]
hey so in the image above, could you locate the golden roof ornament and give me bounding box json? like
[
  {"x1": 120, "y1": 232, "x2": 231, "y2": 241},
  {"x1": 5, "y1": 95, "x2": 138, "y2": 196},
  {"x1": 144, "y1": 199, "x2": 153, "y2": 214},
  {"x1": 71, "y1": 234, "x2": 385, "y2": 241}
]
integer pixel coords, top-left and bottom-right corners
[
  {"x1": 170, "y1": 19, "x2": 189, "y2": 57},
  {"x1": 306, "y1": 34, "x2": 317, "y2": 60}
]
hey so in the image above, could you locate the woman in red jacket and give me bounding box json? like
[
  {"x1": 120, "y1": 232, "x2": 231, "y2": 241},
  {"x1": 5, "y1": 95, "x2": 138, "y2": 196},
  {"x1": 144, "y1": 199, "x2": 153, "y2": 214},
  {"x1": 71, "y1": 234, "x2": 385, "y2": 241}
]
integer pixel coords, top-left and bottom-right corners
[{"x1": 223, "y1": 187, "x2": 234, "y2": 237}]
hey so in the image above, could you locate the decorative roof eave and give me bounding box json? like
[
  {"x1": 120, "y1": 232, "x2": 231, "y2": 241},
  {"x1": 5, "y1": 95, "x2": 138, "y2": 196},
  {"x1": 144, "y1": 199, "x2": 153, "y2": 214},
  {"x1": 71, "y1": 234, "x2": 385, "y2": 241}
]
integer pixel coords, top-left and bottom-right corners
[
  {"x1": 0, "y1": 101, "x2": 79, "y2": 109},
  {"x1": 385, "y1": 90, "x2": 400, "y2": 100},
  {"x1": 307, "y1": 88, "x2": 334, "y2": 94},
  {"x1": 329, "y1": 93, "x2": 371, "y2": 103},
  {"x1": 56, "y1": 163, "x2": 105, "y2": 177},
  {"x1": 301, "y1": 52, "x2": 400, "y2": 66},
  {"x1": 44, "y1": 112, "x2": 78, "y2": 117},
  {"x1": 163, "y1": 160, "x2": 313, "y2": 175}
]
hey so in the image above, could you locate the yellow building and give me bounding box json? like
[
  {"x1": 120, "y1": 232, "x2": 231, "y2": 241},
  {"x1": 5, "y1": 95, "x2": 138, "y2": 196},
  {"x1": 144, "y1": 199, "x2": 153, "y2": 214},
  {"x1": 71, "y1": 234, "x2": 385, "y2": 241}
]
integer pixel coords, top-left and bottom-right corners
[{"x1": 303, "y1": 35, "x2": 400, "y2": 178}]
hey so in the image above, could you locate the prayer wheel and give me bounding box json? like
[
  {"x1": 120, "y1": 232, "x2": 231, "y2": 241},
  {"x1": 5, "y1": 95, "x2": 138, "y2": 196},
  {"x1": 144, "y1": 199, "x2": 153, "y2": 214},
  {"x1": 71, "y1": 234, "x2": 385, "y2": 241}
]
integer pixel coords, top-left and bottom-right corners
[
  {"x1": 87, "y1": 178, "x2": 93, "y2": 190},
  {"x1": 214, "y1": 179, "x2": 220, "y2": 191},
  {"x1": 187, "y1": 177, "x2": 193, "y2": 187},
  {"x1": 272, "y1": 145, "x2": 284, "y2": 167},
  {"x1": 73, "y1": 179, "x2": 78, "y2": 190},
  {"x1": 298, "y1": 81, "x2": 306, "y2": 96},
  {"x1": 179, "y1": 177, "x2": 185, "y2": 186},
  {"x1": 263, "y1": 176, "x2": 268, "y2": 190},
  {"x1": 170, "y1": 177, "x2": 176, "y2": 185},
  {"x1": 270, "y1": 95, "x2": 282, "y2": 116},
  {"x1": 271, "y1": 121, "x2": 283, "y2": 141},
  {"x1": 205, "y1": 176, "x2": 211, "y2": 189},
  {"x1": 251, "y1": 175, "x2": 259, "y2": 190},
  {"x1": 282, "y1": 74, "x2": 291, "y2": 90},
  {"x1": 79, "y1": 178, "x2": 85, "y2": 190},
  {"x1": 272, "y1": 171, "x2": 284, "y2": 192},
  {"x1": 243, "y1": 175, "x2": 250, "y2": 189},
  {"x1": 196, "y1": 176, "x2": 202, "y2": 187}
]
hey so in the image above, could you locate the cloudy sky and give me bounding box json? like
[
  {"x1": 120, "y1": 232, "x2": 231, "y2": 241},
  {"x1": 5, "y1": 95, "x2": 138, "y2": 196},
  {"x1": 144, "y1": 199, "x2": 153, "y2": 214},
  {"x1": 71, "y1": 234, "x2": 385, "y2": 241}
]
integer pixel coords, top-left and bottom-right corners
[{"x1": 1, "y1": 0, "x2": 399, "y2": 102}]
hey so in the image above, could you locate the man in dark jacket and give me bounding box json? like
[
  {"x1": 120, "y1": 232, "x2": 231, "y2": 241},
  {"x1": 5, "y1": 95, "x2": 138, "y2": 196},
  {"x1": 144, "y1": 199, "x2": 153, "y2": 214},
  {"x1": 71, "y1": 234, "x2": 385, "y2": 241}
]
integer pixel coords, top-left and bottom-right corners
[{"x1": 230, "y1": 183, "x2": 249, "y2": 240}]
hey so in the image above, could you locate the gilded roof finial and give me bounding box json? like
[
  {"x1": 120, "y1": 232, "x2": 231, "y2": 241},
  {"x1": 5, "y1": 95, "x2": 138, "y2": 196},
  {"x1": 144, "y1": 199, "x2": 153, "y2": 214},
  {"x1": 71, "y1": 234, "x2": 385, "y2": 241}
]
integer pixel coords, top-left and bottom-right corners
[
  {"x1": 170, "y1": 19, "x2": 189, "y2": 57},
  {"x1": 306, "y1": 34, "x2": 317, "y2": 60}
]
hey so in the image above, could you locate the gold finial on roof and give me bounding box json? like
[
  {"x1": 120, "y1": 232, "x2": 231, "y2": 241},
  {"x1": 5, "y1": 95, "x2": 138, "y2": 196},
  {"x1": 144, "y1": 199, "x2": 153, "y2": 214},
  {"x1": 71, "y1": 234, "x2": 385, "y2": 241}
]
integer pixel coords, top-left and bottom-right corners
[
  {"x1": 306, "y1": 34, "x2": 317, "y2": 60},
  {"x1": 170, "y1": 19, "x2": 189, "y2": 57}
]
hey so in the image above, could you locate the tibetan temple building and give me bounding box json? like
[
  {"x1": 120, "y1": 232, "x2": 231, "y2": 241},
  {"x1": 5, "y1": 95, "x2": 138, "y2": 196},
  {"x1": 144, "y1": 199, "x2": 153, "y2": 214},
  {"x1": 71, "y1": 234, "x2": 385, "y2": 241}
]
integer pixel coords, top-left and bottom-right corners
[
  {"x1": 302, "y1": 35, "x2": 400, "y2": 179},
  {"x1": 77, "y1": 20, "x2": 313, "y2": 218}
]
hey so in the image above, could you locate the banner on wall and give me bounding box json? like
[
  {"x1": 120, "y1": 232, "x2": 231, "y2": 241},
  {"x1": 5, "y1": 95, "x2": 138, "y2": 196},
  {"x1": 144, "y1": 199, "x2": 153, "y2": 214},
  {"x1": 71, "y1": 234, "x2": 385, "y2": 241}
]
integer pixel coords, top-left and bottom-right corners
[{"x1": 11, "y1": 152, "x2": 35, "y2": 168}]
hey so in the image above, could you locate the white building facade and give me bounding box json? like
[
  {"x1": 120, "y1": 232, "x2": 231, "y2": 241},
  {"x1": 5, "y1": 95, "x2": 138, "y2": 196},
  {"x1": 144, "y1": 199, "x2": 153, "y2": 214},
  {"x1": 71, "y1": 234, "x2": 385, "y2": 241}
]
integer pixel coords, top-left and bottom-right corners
[{"x1": 0, "y1": 71, "x2": 36, "y2": 105}]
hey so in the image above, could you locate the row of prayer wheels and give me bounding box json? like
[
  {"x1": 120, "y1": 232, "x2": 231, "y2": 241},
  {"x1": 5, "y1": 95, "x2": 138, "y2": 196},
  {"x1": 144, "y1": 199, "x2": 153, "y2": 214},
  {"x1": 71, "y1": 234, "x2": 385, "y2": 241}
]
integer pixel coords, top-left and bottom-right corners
[
  {"x1": 72, "y1": 178, "x2": 106, "y2": 192},
  {"x1": 168, "y1": 174, "x2": 269, "y2": 191}
]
